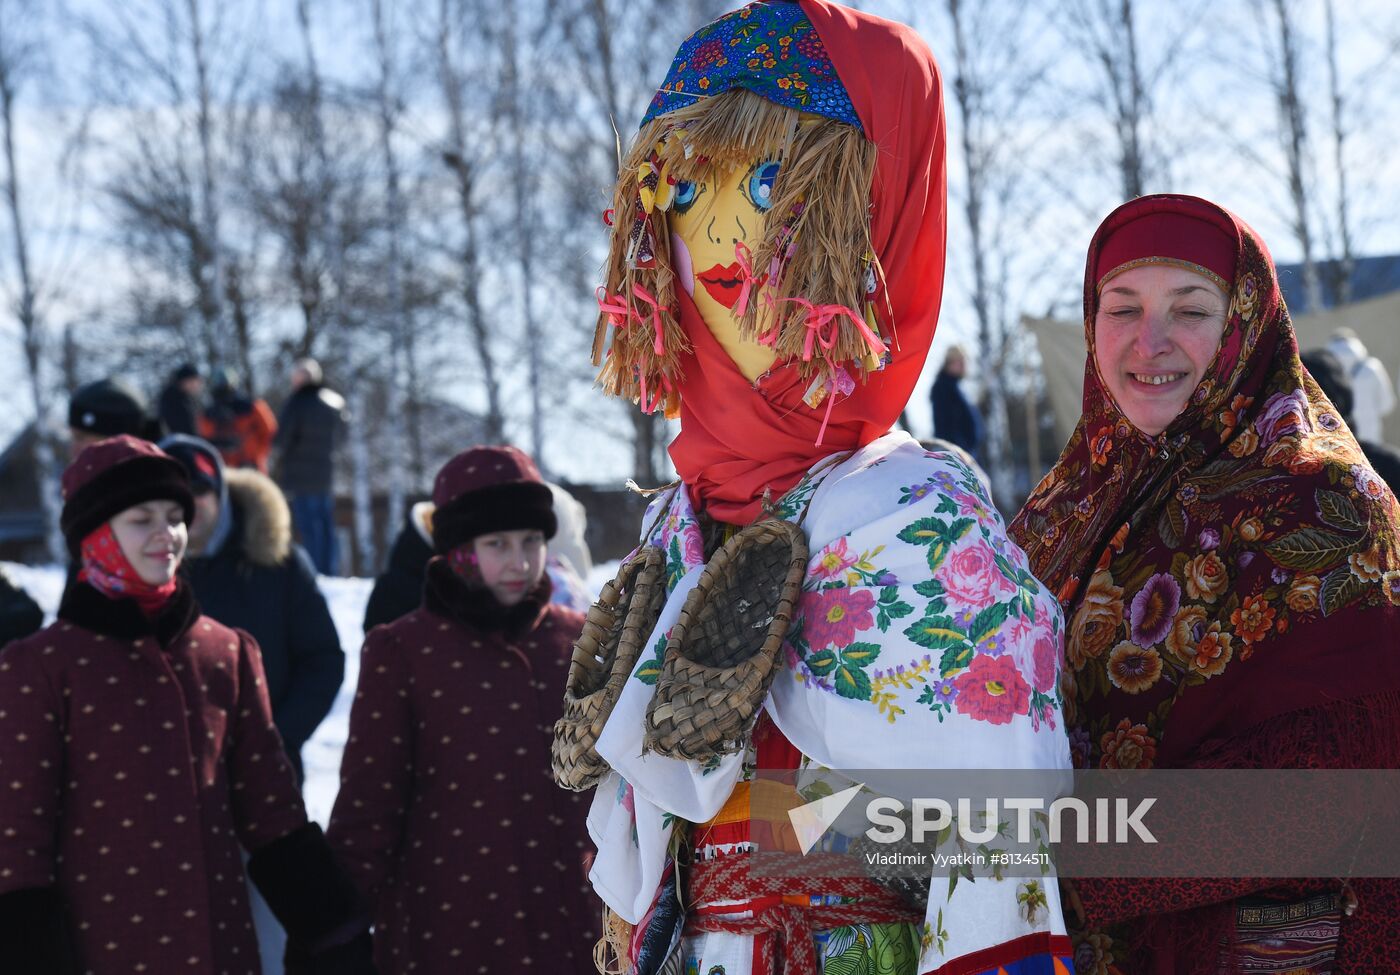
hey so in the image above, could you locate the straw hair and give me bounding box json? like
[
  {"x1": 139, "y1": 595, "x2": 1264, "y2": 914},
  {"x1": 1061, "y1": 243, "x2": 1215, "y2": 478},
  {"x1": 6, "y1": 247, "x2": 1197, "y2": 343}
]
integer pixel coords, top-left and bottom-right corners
[
  {"x1": 592, "y1": 906, "x2": 632, "y2": 974},
  {"x1": 551, "y1": 546, "x2": 667, "y2": 791},
  {"x1": 594, "y1": 89, "x2": 881, "y2": 409},
  {"x1": 643, "y1": 519, "x2": 808, "y2": 760}
]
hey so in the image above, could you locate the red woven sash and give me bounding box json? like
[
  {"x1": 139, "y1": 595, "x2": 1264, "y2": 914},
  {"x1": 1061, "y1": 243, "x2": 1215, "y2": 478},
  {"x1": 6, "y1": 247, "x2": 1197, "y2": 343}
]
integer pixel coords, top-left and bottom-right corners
[{"x1": 684, "y1": 854, "x2": 919, "y2": 974}]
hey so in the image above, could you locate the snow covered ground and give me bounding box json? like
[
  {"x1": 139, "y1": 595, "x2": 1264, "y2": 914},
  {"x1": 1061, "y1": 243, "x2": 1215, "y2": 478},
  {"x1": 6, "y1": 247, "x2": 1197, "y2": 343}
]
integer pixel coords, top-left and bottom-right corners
[{"x1": 3, "y1": 560, "x2": 619, "y2": 825}]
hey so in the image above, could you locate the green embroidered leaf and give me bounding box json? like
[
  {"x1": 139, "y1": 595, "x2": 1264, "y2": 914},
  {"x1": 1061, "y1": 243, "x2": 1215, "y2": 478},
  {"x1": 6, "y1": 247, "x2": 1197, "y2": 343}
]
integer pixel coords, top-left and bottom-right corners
[
  {"x1": 1265, "y1": 527, "x2": 1361, "y2": 572},
  {"x1": 633, "y1": 659, "x2": 663, "y2": 685},
  {"x1": 993, "y1": 553, "x2": 1017, "y2": 582},
  {"x1": 898, "y1": 517, "x2": 973, "y2": 547},
  {"x1": 945, "y1": 518, "x2": 975, "y2": 543},
  {"x1": 833, "y1": 662, "x2": 874, "y2": 701},
  {"x1": 879, "y1": 585, "x2": 900, "y2": 604},
  {"x1": 806, "y1": 648, "x2": 840, "y2": 677},
  {"x1": 1317, "y1": 488, "x2": 1364, "y2": 532},
  {"x1": 934, "y1": 494, "x2": 959, "y2": 515},
  {"x1": 1016, "y1": 587, "x2": 1037, "y2": 622},
  {"x1": 913, "y1": 579, "x2": 946, "y2": 599},
  {"x1": 841, "y1": 642, "x2": 881, "y2": 668},
  {"x1": 1321, "y1": 565, "x2": 1366, "y2": 617},
  {"x1": 969, "y1": 603, "x2": 1009, "y2": 645},
  {"x1": 939, "y1": 642, "x2": 975, "y2": 676},
  {"x1": 633, "y1": 634, "x2": 667, "y2": 684},
  {"x1": 897, "y1": 517, "x2": 946, "y2": 546},
  {"x1": 666, "y1": 536, "x2": 686, "y2": 590},
  {"x1": 924, "y1": 540, "x2": 951, "y2": 573},
  {"x1": 885, "y1": 600, "x2": 915, "y2": 621},
  {"x1": 1017, "y1": 567, "x2": 1042, "y2": 595},
  {"x1": 904, "y1": 615, "x2": 968, "y2": 651}
]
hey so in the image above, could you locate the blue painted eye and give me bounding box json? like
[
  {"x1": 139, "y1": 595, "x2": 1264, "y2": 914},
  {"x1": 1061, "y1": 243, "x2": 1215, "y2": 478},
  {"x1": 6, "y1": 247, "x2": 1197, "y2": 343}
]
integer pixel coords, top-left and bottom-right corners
[
  {"x1": 672, "y1": 180, "x2": 699, "y2": 214},
  {"x1": 747, "y1": 161, "x2": 780, "y2": 211}
]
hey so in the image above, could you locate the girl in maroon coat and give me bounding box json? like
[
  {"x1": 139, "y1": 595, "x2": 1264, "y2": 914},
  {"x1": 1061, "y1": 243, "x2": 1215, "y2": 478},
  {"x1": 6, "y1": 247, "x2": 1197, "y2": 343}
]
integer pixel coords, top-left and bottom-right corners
[
  {"x1": 0, "y1": 436, "x2": 374, "y2": 975},
  {"x1": 328, "y1": 445, "x2": 596, "y2": 973}
]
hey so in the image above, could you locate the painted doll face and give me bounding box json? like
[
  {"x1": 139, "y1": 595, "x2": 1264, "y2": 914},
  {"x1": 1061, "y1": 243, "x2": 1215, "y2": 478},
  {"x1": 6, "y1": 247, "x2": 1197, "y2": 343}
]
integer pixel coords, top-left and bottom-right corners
[
  {"x1": 1094, "y1": 264, "x2": 1229, "y2": 436},
  {"x1": 668, "y1": 159, "x2": 781, "y2": 382}
]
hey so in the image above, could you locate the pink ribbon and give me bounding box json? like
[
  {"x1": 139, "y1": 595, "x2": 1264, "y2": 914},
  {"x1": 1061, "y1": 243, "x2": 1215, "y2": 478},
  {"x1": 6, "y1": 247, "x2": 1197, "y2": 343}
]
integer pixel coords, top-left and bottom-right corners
[
  {"x1": 734, "y1": 242, "x2": 759, "y2": 316},
  {"x1": 596, "y1": 286, "x2": 630, "y2": 328},
  {"x1": 597, "y1": 285, "x2": 668, "y2": 357},
  {"x1": 816, "y1": 383, "x2": 839, "y2": 447},
  {"x1": 630, "y1": 284, "x2": 667, "y2": 356},
  {"x1": 774, "y1": 296, "x2": 888, "y2": 365},
  {"x1": 638, "y1": 370, "x2": 672, "y2": 415}
]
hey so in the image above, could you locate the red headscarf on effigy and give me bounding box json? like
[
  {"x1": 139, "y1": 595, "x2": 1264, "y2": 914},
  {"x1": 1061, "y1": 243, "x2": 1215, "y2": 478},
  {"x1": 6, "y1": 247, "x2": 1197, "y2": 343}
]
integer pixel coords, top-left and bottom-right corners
[{"x1": 667, "y1": 0, "x2": 947, "y2": 524}]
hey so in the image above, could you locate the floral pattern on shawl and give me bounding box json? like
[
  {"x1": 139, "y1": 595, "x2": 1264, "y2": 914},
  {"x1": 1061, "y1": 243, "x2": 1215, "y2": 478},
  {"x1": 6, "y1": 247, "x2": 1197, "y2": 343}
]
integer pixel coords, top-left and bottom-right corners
[
  {"x1": 1009, "y1": 195, "x2": 1400, "y2": 772},
  {"x1": 785, "y1": 449, "x2": 1063, "y2": 730},
  {"x1": 599, "y1": 434, "x2": 1071, "y2": 975}
]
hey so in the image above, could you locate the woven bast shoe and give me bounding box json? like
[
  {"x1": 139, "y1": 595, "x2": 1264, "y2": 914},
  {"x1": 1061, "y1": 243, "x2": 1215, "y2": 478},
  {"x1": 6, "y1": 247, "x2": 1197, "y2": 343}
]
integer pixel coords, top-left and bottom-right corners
[
  {"x1": 552, "y1": 546, "x2": 668, "y2": 791},
  {"x1": 643, "y1": 519, "x2": 808, "y2": 761}
]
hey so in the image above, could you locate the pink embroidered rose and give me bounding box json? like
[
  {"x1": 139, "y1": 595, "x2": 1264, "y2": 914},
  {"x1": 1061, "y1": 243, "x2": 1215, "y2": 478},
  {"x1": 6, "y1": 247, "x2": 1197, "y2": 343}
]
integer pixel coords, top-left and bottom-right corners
[
  {"x1": 936, "y1": 536, "x2": 1015, "y2": 609},
  {"x1": 1006, "y1": 615, "x2": 1060, "y2": 694},
  {"x1": 800, "y1": 586, "x2": 876, "y2": 649},
  {"x1": 953, "y1": 654, "x2": 1032, "y2": 725},
  {"x1": 682, "y1": 531, "x2": 703, "y2": 568}
]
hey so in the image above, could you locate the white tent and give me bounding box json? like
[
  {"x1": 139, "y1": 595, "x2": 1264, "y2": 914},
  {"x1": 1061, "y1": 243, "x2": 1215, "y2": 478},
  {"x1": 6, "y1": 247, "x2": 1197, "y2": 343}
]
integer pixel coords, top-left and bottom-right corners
[{"x1": 1028, "y1": 289, "x2": 1400, "y2": 454}]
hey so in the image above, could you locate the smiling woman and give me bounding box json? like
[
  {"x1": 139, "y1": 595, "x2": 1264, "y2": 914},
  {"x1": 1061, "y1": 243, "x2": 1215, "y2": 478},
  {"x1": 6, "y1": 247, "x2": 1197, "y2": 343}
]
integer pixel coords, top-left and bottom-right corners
[
  {"x1": 1094, "y1": 265, "x2": 1228, "y2": 436},
  {"x1": 1010, "y1": 194, "x2": 1400, "y2": 974}
]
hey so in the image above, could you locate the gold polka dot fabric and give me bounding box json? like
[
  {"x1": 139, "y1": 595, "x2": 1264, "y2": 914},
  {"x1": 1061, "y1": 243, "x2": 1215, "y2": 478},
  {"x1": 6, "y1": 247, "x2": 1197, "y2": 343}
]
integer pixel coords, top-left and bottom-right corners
[
  {"x1": 328, "y1": 599, "x2": 597, "y2": 972},
  {"x1": 0, "y1": 585, "x2": 309, "y2": 973}
]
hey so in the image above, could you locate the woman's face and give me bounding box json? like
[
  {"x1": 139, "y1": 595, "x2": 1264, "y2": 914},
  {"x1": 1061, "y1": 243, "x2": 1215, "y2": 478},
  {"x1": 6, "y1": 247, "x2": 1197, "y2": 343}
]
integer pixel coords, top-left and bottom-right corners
[
  {"x1": 1094, "y1": 264, "x2": 1229, "y2": 436},
  {"x1": 110, "y1": 500, "x2": 187, "y2": 585},
  {"x1": 668, "y1": 159, "x2": 781, "y2": 382},
  {"x1": 472, "y1": 529, "x2": 547, "y2": 606}
]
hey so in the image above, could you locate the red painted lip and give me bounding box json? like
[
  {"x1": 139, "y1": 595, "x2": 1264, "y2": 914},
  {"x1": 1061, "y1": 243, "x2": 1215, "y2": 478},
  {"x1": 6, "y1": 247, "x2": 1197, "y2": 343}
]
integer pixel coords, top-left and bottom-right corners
[{"x1": 697, "y1": 262, "x2": 744, "y2": 309}]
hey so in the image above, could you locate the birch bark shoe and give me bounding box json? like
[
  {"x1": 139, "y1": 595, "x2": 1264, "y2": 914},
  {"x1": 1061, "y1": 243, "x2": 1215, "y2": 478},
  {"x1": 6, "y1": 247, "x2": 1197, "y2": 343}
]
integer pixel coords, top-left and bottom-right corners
[
  {"x1": 552, "y1": 546, "x2": 667, "y2": 790},
  {"x1": 643, "y1": 520, "x2": 808, "y2": 761}
]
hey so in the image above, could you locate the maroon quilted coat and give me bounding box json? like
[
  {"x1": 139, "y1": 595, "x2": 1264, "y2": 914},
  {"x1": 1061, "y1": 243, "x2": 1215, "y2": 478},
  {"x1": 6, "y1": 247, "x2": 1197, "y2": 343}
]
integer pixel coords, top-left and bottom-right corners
[
  {"x1": 0, "y1": 579, "x2": 308, "y2": 974},
  {"x1": 327, "y1": 558, "x2": 596, "y2": 973}
]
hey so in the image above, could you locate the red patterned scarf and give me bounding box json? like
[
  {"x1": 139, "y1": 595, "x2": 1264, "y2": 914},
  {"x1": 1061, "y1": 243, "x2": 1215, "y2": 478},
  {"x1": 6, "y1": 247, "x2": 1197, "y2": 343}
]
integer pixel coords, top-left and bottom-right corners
[
  {"x1": 1009, "y1": 195, "x2": 1400, "y2": 770},
  {"x1": 78, "y1": 522, "x2": 179, "y2": 617}
]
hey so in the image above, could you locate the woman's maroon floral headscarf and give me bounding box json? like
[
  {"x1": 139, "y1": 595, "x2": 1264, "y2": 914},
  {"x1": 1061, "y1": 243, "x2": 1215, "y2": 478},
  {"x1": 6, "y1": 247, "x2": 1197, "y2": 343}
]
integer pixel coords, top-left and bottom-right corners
[{"x1": 1009, "y1": 194, "x2": 1400, "y2": 770}]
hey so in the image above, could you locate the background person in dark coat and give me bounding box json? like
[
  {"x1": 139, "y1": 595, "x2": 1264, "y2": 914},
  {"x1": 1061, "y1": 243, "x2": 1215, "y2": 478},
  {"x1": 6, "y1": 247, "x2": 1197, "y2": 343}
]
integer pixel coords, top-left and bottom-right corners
[
  {"x1": 274, "y1": 357, "x2": 347, "y2": 575},
  {"x1": 162, "y1": 434, "x2": 344, "y2": 783},
  {"x1": 362, "y1": 500, "x2": 435, "y2": 632},
  {"x1": 1300, "y1": 347, "x2": 1400, "y2": 494},
  {"x1": 929, "y1": 344, "x2": 982, "y2": 459},
  {"x1": 0, "y1": 566, "x2": 43, "y2": 647},
  {"x1": 67, "y1": 376, "x2": 157, "y2": 457},
  {"x1": 158, "y1": 362, "x2": 204, "y2": 435}
]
